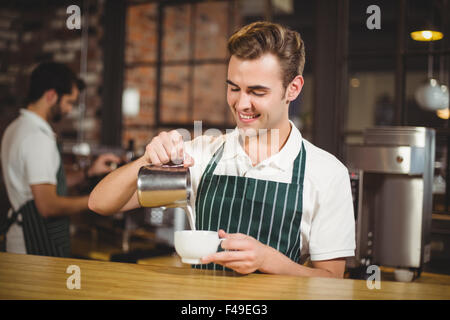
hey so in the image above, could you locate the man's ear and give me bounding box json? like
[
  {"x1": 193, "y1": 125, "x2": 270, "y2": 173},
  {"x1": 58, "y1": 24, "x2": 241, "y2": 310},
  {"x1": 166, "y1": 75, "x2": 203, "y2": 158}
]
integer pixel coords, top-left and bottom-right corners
[
  {"x1": 45, "y1": 89, "x2": 58, "y2": 105},
  {"x1": 286, "y1": 75, "x2": 304, "y2": 102}
]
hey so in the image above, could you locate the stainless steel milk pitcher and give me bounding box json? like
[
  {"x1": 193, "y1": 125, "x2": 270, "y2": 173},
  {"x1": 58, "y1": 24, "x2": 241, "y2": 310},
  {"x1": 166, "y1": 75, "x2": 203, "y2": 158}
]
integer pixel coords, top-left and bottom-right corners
[{"x1": 137, "y1": 164, "x2": 191, "y2": 208}]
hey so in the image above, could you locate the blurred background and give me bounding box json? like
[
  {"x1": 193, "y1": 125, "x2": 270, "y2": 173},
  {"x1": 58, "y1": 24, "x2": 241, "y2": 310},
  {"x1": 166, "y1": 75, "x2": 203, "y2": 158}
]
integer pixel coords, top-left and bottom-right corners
[{"x1": 0, "y1": 0, "x2": 449, "y2": 279}]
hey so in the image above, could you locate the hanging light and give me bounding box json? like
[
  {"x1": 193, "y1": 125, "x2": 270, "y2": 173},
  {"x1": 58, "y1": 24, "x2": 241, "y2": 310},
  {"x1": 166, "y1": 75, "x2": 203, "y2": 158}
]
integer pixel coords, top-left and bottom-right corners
[
  {"x1": 411, "y1": 28, "x2": 444, "y2": 41},
  {"x1": 410, "y1": 4, "x2": 444, "y2": 42},
  {"x1": 415, "y1": 78, "x2": 446, "y2": 111},
  {"x1": 414, "y1": 49, "x2": 447, "y2": 111}
]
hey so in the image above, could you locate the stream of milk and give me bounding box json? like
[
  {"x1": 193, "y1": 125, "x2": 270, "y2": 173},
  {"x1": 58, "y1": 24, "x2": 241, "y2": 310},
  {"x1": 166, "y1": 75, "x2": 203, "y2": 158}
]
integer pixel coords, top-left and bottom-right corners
[{"x1": 183, "y1": 205, "x2": 196, "y2": 231}]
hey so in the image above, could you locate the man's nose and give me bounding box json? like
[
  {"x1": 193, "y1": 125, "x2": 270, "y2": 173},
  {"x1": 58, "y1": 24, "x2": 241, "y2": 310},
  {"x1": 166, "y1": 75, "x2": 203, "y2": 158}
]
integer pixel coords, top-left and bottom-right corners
[{"x1": 236, "y1": 92, "x2": 251, "y2": 111}]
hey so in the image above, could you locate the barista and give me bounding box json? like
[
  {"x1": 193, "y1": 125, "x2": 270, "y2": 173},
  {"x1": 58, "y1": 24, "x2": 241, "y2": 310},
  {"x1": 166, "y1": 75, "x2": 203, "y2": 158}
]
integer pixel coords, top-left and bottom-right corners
[
  {"x1": 1, "y1": 62, "x2": 121, "y2": 257},
  {"x1": 88, "y1": 22, "x2": 355, "y2": 278}
]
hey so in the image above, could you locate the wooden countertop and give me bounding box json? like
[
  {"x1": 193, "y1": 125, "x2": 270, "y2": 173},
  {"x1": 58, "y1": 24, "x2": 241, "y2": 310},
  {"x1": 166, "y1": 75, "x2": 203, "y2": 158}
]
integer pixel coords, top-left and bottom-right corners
[{"x1": 0, "y1": 252, "x2": 449, "y2": 300}]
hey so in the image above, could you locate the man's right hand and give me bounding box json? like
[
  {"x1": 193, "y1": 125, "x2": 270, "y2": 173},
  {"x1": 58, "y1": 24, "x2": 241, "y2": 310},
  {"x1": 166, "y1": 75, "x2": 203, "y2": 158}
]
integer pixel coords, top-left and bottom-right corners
[
  {"x1": 89, "y1": 130, "x2": 194, "y2": 215},
  {"x1": 143, "y1": 130, "x2": 194, "y2": 167}
]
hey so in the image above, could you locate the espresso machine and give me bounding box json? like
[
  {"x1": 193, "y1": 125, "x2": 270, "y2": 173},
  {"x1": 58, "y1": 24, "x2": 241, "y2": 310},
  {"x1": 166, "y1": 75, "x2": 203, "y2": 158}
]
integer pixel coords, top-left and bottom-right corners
[{"x1": 345, "y1": 127, "x2": 435, "y2": 277}]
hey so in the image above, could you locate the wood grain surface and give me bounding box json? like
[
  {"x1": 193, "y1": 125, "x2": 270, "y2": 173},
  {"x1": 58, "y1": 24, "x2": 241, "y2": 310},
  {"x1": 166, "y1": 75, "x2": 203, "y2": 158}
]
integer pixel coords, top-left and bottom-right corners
[{"x1": 0, "y1": 252, "x2": 449, "y2": 300}]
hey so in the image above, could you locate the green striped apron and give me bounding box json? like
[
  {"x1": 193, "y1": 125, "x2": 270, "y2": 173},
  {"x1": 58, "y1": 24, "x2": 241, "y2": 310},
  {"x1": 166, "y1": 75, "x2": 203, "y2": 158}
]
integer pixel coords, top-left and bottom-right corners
[
  {"x1": 194, "y1": 140, "x2": 306, "y2": 271},
  {"x1": 19, "y1": 142, "x2": 71, "y2": 257}
]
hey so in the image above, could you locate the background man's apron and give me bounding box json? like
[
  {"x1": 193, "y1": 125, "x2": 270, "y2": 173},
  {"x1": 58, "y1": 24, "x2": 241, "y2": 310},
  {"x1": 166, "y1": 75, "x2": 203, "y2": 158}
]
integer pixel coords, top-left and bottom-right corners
[
  {"x1": 194, "y1": 141, "x2": 306, "y2": 271},
  {"x1": 2, "y1": 142, "x2": 71, "y2": 257}
]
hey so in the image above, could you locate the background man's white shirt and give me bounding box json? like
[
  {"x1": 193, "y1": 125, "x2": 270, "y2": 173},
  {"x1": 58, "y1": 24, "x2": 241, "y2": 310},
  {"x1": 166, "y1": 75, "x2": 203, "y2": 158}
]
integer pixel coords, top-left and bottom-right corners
[{"x1": 1, "y1": 109, "x2": 60, "y2": 254}]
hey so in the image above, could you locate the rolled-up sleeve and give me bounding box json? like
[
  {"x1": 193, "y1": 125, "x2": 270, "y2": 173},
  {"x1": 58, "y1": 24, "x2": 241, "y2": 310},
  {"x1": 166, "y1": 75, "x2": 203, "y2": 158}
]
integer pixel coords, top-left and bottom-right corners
[
  {"x1": 21, "y1": 133, "x2": 59, "y2": 186},
  {"x1": 308, "y1": 166, "x2": 356, "y2": 261}
]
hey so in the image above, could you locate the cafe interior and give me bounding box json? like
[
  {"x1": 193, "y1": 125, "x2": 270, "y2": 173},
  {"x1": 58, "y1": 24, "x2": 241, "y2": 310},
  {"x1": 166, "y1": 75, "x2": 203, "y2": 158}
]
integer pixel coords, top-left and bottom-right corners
[{"x1": 0, "y1": 0, "x2": 449, "y2": 299}]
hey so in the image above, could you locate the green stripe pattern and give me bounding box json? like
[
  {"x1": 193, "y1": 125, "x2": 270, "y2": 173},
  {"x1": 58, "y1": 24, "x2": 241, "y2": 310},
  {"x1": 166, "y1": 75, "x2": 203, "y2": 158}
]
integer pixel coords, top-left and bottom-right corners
[{"x1": 194, "y1": 141, "x2": 306, "y2": 271}]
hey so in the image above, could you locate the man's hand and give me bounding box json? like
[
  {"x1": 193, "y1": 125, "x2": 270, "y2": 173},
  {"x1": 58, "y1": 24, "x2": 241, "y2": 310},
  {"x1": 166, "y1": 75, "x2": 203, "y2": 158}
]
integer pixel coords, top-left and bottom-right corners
[
  {"x1": 87, "y1": 153, "x2": 122, "y2": 177},
  {"x1": 200, "y1": 229, "x2": 272, "y2": 274},
  {"x1": 144, "y1": 130, "x2": 194, "y2": 167},
  {"x1": 201, "y1": 230, "x2": 347, "y2": 278}
]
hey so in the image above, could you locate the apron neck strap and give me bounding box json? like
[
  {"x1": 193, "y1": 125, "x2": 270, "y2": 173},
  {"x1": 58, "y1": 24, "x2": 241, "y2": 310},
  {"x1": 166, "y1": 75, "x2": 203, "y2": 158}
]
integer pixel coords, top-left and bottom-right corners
[{"x1": 203, "y1": 140, "x2": 306, "y2": 184}]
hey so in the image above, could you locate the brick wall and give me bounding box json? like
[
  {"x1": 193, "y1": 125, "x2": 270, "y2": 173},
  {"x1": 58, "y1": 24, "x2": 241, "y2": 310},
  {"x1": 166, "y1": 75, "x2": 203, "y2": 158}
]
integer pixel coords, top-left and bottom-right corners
[
  {"x1": 0, "y1": 1, "x2": 249, "y2": 154},
  {"x1": 123, "y1": 2, "x2": 159, "y2": 150},
  {"x1": 123, "y1": 0, "x2": 241, "y2": 152},
  {"x1": 0, "y1": 8, "x2": 24, "y2": 136},
  {"x1": 1, "y1": 0, "x2": 311, "y2": 156},
  {"x1": 0, "y1": 0, "x2": 104, "y2": 144}
]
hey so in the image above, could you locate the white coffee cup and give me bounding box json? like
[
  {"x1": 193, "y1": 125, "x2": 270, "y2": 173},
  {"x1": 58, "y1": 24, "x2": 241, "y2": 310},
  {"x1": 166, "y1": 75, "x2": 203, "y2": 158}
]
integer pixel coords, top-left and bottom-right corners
[
  {"x1": 174, "y1": 230, "x2": 224, "y2": 264},
  {"x1": 394, "y1": 269, "x2": 415, "y2": 282}
]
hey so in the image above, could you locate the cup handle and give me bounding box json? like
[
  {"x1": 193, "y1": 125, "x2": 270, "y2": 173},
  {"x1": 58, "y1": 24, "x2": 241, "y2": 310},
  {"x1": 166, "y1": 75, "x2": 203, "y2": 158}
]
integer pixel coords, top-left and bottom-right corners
[{"x1": 218, "y1": 238, "x2": 225, "y2": 250}]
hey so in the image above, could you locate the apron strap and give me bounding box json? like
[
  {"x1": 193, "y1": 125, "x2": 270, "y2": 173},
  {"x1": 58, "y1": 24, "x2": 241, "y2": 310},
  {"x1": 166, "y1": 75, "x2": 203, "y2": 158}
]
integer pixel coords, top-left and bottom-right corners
[
  {"x1": 203, "y1": 142, "x2": 226, "y2": 177},
  {"x1": 0, "y1": 208, "x2": 21, "y2": 236},
  {"x1": 291, "y1": 142, "x2": 306, "y2": 185},
  {"x1": 202, "y1": 140, "x2": 305, "y2": 185}
]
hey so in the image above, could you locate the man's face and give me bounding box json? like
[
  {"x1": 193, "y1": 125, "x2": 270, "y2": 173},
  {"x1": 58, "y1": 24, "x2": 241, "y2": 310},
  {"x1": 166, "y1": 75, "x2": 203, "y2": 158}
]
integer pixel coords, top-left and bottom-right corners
[
  {"x1": 226, "y1": 53, "x2": 290, "y2": 136},
  {"x1": 48, "y1": 85, "x2": 79, "y2": 123}
]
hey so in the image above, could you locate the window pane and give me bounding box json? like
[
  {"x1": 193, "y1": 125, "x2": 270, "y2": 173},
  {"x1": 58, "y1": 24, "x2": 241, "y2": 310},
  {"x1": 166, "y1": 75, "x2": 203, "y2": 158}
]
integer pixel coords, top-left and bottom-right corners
[
  {"x1": 345, "y1": 135, "x2": 364, "y2": 145},
  {"x1": 346, "y1": 57, "x2": 396, "y2": 132},
  {"x1": 194, "y1": 1, "x2": 229, "y2": 60},
  {"x1": 193, "y1": 64, "x2": 228, "y2": 125},
  {"x1": 162, "y1": 5, "x2": 192, "y2": 62},
  {"x1": 160, "y1": 66, "x2": 190, "y2": 123},
  {"x1": 123, "y1": 66, "x2": 157, "y2": 126},
  {"x1": 125, "y1": 3, "x2": 158, "y2": 64}
]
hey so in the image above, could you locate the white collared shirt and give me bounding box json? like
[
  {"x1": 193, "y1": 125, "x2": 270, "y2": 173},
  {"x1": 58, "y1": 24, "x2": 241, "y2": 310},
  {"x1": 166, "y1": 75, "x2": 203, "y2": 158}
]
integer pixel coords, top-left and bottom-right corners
[
  {"x1": 185, "y1": 121, "x2": 356, "y2": 262},
  {"x1": 1, "y1": 109, "x2": 60, "y2": 253}
]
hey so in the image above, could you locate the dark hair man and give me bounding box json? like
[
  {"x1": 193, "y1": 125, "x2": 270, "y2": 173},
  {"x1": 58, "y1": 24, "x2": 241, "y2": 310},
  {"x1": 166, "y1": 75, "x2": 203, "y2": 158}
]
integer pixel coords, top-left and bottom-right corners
[{"x1": 1, "y1": 62, "x2": 120, "y2": 257}]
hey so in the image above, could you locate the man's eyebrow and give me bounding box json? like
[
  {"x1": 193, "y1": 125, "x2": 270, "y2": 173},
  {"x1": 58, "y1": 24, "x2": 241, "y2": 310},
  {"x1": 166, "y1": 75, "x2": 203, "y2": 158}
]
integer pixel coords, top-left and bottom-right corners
[
  {"x1": 226, "y1": 80, "x2": 270, "y2": 91},
  {"x1": 226, "y1": 79, "x2": 238, "y2": 87},
  {"x1": 248, "y1": 85, "x2": 270, "y2": 91}
]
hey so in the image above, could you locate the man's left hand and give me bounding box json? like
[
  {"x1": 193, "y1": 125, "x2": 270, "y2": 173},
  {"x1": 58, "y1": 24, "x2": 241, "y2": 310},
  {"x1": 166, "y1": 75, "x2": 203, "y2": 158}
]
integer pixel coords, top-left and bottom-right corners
[{"x1": 201, "y1": 229, "x2": 272, "y2": 274}]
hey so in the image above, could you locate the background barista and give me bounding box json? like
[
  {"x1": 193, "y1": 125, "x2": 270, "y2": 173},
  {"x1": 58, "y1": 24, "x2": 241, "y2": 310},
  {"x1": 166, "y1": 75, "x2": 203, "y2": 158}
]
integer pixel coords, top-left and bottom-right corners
[
  {"x1": 89, "y1": 22, "x2": 355, "y2": 278},
  {"x1": 1, "y1": 62, "x2": 121, "y2": 257}
]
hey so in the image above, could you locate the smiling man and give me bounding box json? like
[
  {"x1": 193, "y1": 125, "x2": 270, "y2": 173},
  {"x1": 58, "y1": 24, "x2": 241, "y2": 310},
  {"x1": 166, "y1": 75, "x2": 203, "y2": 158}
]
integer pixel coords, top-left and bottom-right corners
[{"x1": 89, "y1": 22, "x2": 355, "y2": 278}]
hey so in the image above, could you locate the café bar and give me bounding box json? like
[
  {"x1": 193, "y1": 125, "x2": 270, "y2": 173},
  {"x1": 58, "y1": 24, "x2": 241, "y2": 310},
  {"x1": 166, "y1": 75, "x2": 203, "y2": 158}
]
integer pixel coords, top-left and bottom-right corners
[{"x1": 0, "y1": 0, "x2": 449, "y2": 302}]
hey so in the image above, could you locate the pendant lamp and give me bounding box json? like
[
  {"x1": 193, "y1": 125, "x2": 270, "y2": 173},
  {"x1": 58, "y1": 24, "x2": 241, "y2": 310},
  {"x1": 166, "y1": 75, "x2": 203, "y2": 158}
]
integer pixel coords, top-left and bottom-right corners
[
  {"x1": 410, "y1": 11, "x2": 444, "y2": 43},
  {"x1": 410, "y1": 25, "x2": 443, "y2": 42},
  {"x1": 414, "y1": 47, "x2": 447, "y2": 111}
]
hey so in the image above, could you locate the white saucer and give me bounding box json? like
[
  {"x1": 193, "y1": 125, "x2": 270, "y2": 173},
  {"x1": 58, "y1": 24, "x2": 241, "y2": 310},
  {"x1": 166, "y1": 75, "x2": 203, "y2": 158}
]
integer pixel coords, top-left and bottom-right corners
[{"x1": 181, "y1": 258, "x2": 202, "y2": 264}]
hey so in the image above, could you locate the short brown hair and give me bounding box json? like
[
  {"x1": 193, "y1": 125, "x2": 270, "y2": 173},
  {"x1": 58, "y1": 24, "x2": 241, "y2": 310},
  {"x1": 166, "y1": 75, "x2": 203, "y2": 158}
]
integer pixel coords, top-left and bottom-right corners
[{"x1": 228, "y1": 21, "x2": 305, "y2": 89}]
